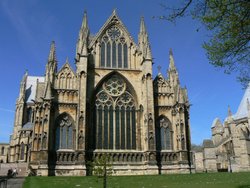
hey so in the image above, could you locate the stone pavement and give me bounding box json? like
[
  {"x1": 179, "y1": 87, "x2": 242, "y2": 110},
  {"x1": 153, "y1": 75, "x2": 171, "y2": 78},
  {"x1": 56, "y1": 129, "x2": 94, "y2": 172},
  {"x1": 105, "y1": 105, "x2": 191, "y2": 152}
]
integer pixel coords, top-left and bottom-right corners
[{"x1": 6, "y1": 177, "x2": 25, "y2": 188}]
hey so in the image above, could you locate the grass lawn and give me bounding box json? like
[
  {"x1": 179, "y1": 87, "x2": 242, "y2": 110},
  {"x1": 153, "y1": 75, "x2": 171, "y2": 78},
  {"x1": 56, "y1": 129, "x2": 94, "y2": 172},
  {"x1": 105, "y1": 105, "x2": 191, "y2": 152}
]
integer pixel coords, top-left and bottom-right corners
[{"x1": 23, "y1": 172, "x2": 250, "y2": 188}]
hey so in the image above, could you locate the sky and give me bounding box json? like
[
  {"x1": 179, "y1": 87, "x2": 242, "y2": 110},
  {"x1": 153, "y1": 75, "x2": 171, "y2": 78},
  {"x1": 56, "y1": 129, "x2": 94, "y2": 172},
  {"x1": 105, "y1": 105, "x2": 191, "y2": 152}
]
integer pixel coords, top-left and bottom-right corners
[{"x1": 0, "y1": 0, "x2": 245, "y2": 145}]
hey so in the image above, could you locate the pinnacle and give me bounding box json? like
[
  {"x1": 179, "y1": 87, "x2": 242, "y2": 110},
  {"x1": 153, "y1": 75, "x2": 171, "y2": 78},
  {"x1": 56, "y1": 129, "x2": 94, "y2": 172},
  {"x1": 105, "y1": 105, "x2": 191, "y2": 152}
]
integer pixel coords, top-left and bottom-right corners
[
  {"x1": 112, "y1": 8, "x2": 117, "y2": 15},
  {"x1": 228, "y1": 105, "x2": 233, "y2": 117},
  {"x1": 140, "y1": 16, "x2": 146, "y2": 34},
  {"x1": 81, "y1": 10, "x2": 88, "y2": 30},
  {"x1": 48, "y1": 41, "x2": 56, "y2": 62},
  {"x1": 65, "y1": 57, "x2": 69, "y2": 64},
  {"x1": 169, "y1": 48, "x2": 176, "y2": 71}
]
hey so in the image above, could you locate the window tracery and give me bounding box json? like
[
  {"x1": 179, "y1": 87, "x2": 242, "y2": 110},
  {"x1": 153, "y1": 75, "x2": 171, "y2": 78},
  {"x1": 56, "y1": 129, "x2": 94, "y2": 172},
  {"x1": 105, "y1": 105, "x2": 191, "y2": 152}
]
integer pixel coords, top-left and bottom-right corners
[
  {"x1": 56, "y1": 114, "x2": 74, "y2": 150},
  {"x1": 100, "y1": 26, "x2": 128, "y2": 69},
  {"x1": 95, "y1": 75, "x2": 136, "y2": 150},
  {"x1": 157, "y1": 116, "x2": 173, "y2": 150}
]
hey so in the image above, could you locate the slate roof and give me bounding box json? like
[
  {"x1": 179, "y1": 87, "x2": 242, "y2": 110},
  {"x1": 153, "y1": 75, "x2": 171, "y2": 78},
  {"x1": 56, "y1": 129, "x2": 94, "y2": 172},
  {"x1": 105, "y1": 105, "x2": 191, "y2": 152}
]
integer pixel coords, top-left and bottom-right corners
[
  {"x1": 234, "y1": 83, "x2": 250, "y2": 119},
  {"x1": 25, "y1": 76, "x2": 44, "y2": 103},
  {"x1": 21, "y1": 122, "x2": 33, "y2": 130},
  {"x1": 203, "y1": 139, "x2": 214, "y2": 148}
]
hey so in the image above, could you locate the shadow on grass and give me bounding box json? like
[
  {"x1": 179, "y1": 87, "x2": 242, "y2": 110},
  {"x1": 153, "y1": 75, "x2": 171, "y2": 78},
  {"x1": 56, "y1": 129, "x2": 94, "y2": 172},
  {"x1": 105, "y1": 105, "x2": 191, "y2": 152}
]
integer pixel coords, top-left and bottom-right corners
[{"x1": 238, "y1": 185, "x2": 250, "y2": 188}]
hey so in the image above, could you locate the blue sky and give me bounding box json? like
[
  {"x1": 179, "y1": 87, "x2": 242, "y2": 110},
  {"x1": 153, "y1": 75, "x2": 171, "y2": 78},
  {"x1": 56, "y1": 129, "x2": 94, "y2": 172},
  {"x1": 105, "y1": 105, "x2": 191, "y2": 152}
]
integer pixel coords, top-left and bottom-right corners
[{"x1": 0, "y1": 0, "x2": 245, "y2": 145}]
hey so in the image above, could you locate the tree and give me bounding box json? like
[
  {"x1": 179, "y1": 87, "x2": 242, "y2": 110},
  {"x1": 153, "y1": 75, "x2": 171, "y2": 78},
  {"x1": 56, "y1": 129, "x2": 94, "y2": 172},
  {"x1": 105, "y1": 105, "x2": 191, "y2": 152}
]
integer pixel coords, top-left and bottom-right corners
[
  {"x1": 88, "y1": 154, "x2": 113, "y2": 188},
  {"x1": 157, "y1": 0, "x2": 250, "y2": 87}
]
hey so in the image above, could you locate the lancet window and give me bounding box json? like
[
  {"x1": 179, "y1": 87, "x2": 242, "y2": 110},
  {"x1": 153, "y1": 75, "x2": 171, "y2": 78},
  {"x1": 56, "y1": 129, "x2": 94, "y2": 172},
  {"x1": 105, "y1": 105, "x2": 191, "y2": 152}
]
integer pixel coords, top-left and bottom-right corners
[
  {"x1": 20, "y1": 143, "x2": 25, "y2": 160},
  {"x1": 27, "y1": 108, "x2": 32, "y2": 122},
  {"x1": 100, "y1": 26, "x2": 128, "y2": 69},
  {"x1": 55, "y1": 114, "x2": 74, "y2": 150},
  {"x1": 1, "y1": 147, "x2": 4, "y2": 155},
  {"x1": 95, "y1": 75, "x2": 136, "y2": 150},
  {"x1": 157, "y1": 116, "x2": 173, "y2": 150}
]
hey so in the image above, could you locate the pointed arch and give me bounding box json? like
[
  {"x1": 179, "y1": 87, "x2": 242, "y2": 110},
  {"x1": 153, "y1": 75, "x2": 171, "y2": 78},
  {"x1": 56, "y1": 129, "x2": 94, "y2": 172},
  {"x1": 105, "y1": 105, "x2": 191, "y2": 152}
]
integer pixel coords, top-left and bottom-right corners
[
  {"x1": 97, "y1": 22, "x2": 135, "y2": 69},
  {"x1": 93, "y1": 72, "x2": 138, "y2": 150},
  {"x1": 55, "y1": 113, "x2": 75, "y2": 150},
  {"x1": 156, "y1": 116, "x2": 173, "y2": 150},
  {"x1": 94, "y1": 71, "x2": 138, "y2": 104},
  {"x1": 66, "y1": 73, "x2": 72, "y2": 89}
]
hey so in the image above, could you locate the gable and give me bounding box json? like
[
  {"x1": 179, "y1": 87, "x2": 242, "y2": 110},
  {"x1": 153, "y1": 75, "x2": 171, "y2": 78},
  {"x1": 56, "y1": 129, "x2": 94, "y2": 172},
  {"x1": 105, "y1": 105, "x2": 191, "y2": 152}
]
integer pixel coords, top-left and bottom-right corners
[
  {"x1": 89, "y1": 10, "x2": 138, "y2": 49},
  {"x1": 56, "y1": 62, "x2": 77, "y2": 89}
]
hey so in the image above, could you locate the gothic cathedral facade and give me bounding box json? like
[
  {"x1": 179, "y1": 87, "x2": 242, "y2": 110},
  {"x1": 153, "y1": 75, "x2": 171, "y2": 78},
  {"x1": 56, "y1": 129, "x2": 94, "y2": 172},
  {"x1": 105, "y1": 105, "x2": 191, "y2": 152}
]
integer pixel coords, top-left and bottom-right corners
[{"x1": 8, "y1": 11, "x2": 192, "y2": 176}]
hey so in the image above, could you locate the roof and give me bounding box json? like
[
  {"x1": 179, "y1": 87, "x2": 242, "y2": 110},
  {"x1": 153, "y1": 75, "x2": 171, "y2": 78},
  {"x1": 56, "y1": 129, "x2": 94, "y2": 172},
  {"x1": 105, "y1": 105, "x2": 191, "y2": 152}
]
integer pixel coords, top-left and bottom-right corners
[
  {"x1": 25, "y1": 76, "x2": 44, "y2": 103},
  {"x1": 234, "y1": 83, "x2": 250, "y2": 119},
  {"x1": 0, "y1": 143, "x2": 9, "y2": 145},
  {"x1": 21, "y1": 122, "x2": 33, "y2": 130},
  {"x1": 203, "y1": 139, "x2": 214, "y2": 148}
]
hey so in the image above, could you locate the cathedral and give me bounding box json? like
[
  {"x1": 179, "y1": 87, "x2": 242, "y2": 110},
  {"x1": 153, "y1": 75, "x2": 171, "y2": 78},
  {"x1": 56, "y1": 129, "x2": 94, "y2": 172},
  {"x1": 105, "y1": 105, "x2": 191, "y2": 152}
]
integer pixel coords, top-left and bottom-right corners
[
  {"x1": 194, "y1": 84, "x2": 250, "y2": 172},
  {"x1": 8, "y1": 10, "x2": 192, "y2": 176}
]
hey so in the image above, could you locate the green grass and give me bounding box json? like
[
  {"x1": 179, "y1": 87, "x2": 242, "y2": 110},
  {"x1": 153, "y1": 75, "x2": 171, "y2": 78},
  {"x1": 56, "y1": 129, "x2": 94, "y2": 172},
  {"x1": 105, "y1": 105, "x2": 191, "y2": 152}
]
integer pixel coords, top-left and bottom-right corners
[{"x1": 23, "y1": 172, "x2": 250, "y2": 188}]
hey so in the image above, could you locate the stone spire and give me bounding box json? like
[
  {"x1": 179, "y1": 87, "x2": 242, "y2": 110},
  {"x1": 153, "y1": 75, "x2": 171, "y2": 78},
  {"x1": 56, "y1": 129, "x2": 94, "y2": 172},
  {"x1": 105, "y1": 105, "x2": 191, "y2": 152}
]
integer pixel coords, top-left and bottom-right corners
[
  {"x1": 19, "y1": 70, "x2": 28, "y2": 101},
  {"x1": 76, "y1": 10, "x2": 89, "y2": 58},
  {"x1": 48, "y1": 41, "x2": 56, "y2": 62},
  {"x1": 138, "y1": 16, "x2": 150, "y2": 58},
  {"x1": 81, "y1": 10, "x2": 88, "y2": 30},
  {"x1": 169, "y1": 48, "x2": 176, "y2": 71},
  {"x1": 145, "y1": 43, "x2": 152, "y2": 60},
  {"x1": 228, "y1": 105, "x2": 233, "y2": 117},
  {"x1": 112, "y1": 8, "x2": 117, "y2": 16},
  {"x1": 168, "y1": 49, "x2": 179, "y2": 86},
  {"x1": 65, "y1": 57, "x2": 69, "y2": 65},
  {"x1": 140, "y1": 16, "x2": 146, "y2": 34},
  {"x1": 45, "y1": 41, "x2": 57, "y2": 84}
]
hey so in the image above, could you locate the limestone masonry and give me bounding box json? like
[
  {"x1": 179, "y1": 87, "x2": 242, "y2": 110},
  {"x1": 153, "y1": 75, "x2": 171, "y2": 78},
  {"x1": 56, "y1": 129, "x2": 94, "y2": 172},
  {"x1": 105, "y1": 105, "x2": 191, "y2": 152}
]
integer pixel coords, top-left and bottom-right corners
[{"x1": 5, "y1": 10, "x2": 192, "y2": 176}]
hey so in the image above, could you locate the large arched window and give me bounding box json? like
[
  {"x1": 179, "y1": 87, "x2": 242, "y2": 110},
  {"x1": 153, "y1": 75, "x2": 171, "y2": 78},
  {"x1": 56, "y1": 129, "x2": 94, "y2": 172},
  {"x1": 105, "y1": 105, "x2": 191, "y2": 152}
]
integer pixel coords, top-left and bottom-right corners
[
  {"x1": 100, "y1": 26, "x2": 128, "y2": 69},
  {"x1": 95, "y1": 74, "x2": 136, "y2": 150},
  {"x1": 156, "y1": 116, "x2": 173, "y2": 150},
  {"x1": 55, "y1": 114, "x2": 74, "y2": 150}
]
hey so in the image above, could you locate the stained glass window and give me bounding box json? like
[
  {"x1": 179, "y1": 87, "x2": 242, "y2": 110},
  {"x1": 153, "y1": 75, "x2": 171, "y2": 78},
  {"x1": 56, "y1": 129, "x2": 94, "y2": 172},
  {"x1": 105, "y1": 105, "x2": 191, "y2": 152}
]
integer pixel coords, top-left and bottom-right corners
[
  {"x1": 118, "y1": 43, "x2": 122, "y2": 68},
  {"x1": 112, "y1": 41, "x2": 116, "y2": 68},
  {"x1": 101, "y1": 42, "x2": 105, "y2": 67},
  {"x1": 100, "y1": 26, "x2": 129, "y2": 69},
  {"x1": 157, "y1": 117, "x2": 173, "y2": 150},
  {"x1": 95, "y1": 75, "x2": 136, "y2": 150},
  {"x1": 55, "y1": 114, "x2": 74, "y2": 150},
  {"x1": 123, "y1": 43, "x2": 128, "y2": 68}
]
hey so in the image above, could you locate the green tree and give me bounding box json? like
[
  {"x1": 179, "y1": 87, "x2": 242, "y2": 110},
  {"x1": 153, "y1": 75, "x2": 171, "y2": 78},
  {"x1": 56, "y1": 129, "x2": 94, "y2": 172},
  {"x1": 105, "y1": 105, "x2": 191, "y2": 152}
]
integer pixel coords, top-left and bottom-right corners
[
  {"x1": 89, "y1": 154, "x2": 113, "y2": 188},
  {"x1": 157, "y1": 0, "x2": 250, "y2": 87}
]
